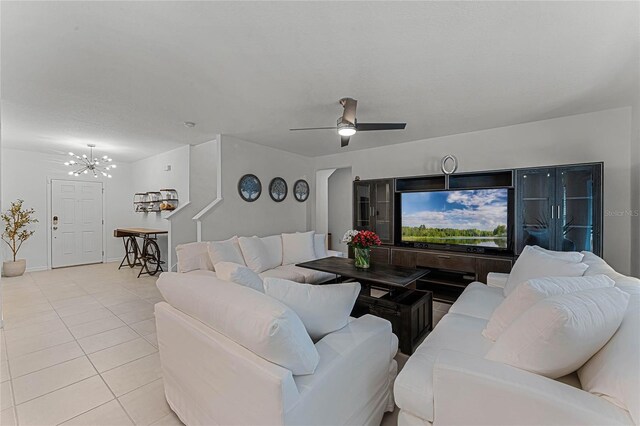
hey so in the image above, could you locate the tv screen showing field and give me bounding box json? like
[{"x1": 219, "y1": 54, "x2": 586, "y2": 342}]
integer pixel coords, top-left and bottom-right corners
[{"x1": 401, "y1": 189, "x2": 508, "y2": 248}]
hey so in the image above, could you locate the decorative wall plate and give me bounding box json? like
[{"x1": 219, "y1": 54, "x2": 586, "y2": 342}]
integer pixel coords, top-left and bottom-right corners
[
  {"x1": 293, "y1": 179, "x2": 310, "y2": 202},
  {"x1": 238, "y1": 174, "x2": 262, "y2": 202},
  {"x1": 269, "y1": 177, "x2": 288, "y2": 202}
]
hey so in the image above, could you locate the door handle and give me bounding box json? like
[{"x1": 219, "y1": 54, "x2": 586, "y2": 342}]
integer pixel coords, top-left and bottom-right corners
[
  {"x1": 550, "y1": 205, "x2": 554, "y2": 219},
  {"x1": 557, "y1": 205, "x2": 561, "y2": 219}
]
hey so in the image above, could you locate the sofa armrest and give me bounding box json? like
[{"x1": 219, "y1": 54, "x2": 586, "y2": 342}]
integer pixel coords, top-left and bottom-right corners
[
  {"x1": 327, "y1": 249, "x2": 345, "y2": 258},
  {"x1": 486, "y1": 272, "x2": 509, "y2": 288},
  {"x1": 433, "y1": 350, "x2": 634, "y2": 426},
  {"x1": 285, "y1": 315, "x2": 396, "y2": 425}
]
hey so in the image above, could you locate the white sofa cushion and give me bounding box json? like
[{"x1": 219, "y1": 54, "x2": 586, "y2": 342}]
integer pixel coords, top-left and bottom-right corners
[
  {"x1": 582, "y1": 251, "x2": 640, "y2": 286},
  {"x1": 486, "y1": 287, "x2": 630, "y2": 379},
  {"x1": 282, "y1": 231, "x2": 316, "y2": 265},
  {"x1": 504, "y1": 245, "x2": 588, "y2": 296},
  {"x1": 238, "y1": 236, "x2": 275, "y2": 273},
  {"x1": 261, "y1": 235, "x2": 283, "y2": 268},
  {"x1": 156, "y1": 272, "x2": 319, "y2": 375},
  {"x1": 483, "y1": 275, "x2": 615, "y2": 341},
  {"x1": 277, "y1": 265, "x2": 336, "y2": 284},
  {"x1": 263, "y1": 278, "x2": 360, "y2": 340},
  {"x1": 394, "y1": 313, "x2": 492, "y2": 422},
  {"x1": 259, "y1": 267, "x2": 305, "y2": 283},
  {"x1": 176, "y1": 242, "x2": 213, "y2": 273},
  {"x1": 214, "y1": 262, "x2": 264, "y2": 293},
  {"x1": 207, "y1": 236, "x2": 246, "y2": 268},
  {"x1": 314, "y1": 233, "x2": 328, "y2": 258},
  {"x1": 531, "y1": 245, "x2": 584, "y2": 263},
  {"x1": 448, "y1": 282, "x2": 505, "y2": 320},
  {"x1": 578, "y1": 285, "x2": 640, "y2": 425}
]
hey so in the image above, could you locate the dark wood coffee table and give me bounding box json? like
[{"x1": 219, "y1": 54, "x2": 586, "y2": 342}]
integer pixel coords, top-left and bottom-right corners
[
  {"x1": 296, "y1": 256, "x2": 430, "y2": 289},
  {"x1": 296, "y1": 257, "x2": 432, "y2": 354}
]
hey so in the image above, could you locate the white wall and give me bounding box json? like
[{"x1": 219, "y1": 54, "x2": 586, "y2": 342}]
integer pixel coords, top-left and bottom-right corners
[
  {"x1": 328, "y1": 167, "x2": 352, "y2": 254},
  {"x1": 314, "y1": 107, "x2": 636, "y2": 275},
  {"x1": 198, "y1": 135, "x2": 314, "y2": 241},
  {"x1": 130, "y1": 145, "x2": 190, "y2": 260},
  {"x1": 315, "y1": 169, "x2": 336, "y2": 235},
  {"x1": 166, "y1": 140, "x2": 218, "y2": 270},
  {"x1": 631, "y1": 103, "x2": 640, "y2": 277},
  {"x1": 1, "y1": 148, "x2": 138, "y2": 270}
]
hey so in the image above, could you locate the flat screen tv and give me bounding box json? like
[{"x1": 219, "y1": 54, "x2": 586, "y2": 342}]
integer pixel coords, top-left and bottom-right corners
[{"x1": 400, "y1": 188, "x2": 511, "y2": 251}]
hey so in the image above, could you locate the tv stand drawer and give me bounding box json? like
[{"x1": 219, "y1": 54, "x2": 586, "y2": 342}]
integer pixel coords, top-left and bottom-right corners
[{"x1": 416, "y1": 252, "x2": 476, "y2": 273}]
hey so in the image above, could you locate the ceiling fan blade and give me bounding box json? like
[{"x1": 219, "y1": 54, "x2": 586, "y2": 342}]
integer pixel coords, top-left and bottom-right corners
[
  {"x1": 341, "y1": 98, "x2": 357, "y2": 125},
  {"x1": 340, "y1": 135, "x2": 350, "y2": 147},
  {"x1": 356, "y1": 123, "x2": 406, "y2": 131},
  {"x1": 289, "y1": 126, "x2": 336, "y2": 131}
]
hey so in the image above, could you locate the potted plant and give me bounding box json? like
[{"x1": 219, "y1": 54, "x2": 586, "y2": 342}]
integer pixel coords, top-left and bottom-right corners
[
  {"x1": 342, "y1": 229, "x2": 381, "y2": 269},
  {"x1": 2, "y1": 199, "x2": 38, "y2": 277}
]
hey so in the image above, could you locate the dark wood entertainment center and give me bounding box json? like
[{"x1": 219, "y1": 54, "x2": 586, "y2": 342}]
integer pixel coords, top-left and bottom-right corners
[{"x1": 352, "y1": 162, "x2": 603, "y2": 304}]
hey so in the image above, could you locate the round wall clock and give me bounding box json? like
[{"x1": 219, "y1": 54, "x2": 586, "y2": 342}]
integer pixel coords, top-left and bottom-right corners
[
  {"x1": 293, "y1": 179, "x2": 310, "y2": 202},
  {"x1": 238, "y1": 174, "x2": 262, "y2": 202},
  {"x1": 269, "y1": 177, "x2": 288, "y2": 202}
]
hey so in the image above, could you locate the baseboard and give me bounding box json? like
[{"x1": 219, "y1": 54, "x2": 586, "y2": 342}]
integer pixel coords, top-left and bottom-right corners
[
  {"x1": 107, "y1": 257, "x2": 122, "y2": 263},
  {"x1": 26, "y1": 265, "x2": 49, "y2": 272}
]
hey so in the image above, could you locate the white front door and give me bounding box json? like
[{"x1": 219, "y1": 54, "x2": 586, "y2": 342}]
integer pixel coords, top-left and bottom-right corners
[{"x1": 51, "y1": 180, "x2": 103, "y2": 268}]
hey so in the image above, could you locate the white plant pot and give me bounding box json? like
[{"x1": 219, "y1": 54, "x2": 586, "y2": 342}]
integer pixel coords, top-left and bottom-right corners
[{"x1": 3, "y1": 259, "x2": 26, "y2": 277}]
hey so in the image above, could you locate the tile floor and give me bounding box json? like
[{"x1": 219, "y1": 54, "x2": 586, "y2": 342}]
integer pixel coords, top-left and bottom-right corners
[{"x1": 0, "y1": 262, "x2": 447, "y2": 426}]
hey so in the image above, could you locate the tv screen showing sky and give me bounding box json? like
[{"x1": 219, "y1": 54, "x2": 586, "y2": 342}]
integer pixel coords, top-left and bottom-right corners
[{"x1": 401, "y1": 189, "x2": 509, "y2": 247}]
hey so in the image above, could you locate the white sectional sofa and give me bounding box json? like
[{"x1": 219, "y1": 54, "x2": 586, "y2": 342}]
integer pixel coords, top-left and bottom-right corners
[
  {"x1": 155, "y1": 271, "x2": 398, "y2": 425},
  {"x1": 175, "y1": 231, "x2": 344, "y2": 284},
  {"x1": 394, "y1": 251, "x2": 640, "y2": 426}
]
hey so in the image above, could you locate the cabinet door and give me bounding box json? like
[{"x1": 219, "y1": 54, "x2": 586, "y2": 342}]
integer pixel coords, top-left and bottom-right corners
[
  {"x1": 556, "y1": 165, "x2": 602, "y2": 255},
  {"x1": 353, "y1": 181, "x2": 373, "y2": 231},
  {"x1": 516, "y1": 168, "x2": 557, "y2": 253},
  {"x1": 374, "y1": 179, "x2": 394, "y2": 243}
]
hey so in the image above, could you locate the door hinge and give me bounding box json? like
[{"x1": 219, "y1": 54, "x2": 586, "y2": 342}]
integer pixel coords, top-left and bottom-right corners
[{"x1": 102, "y1": 219, "x2": 104, "y2": 225}]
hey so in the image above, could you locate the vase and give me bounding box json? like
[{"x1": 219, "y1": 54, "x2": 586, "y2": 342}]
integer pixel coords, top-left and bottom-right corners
[
  {"x1": 3, "y1": 259, "x2": 26, "y2": 277},
  {"x1": 354, "y1": 247, "x2": 371, "y2": 269}
]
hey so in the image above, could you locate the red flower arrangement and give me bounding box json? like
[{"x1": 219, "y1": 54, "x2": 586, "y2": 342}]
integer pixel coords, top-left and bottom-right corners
[{"x1": 349, "y1": 230, "x2": 382, "y2": 249}]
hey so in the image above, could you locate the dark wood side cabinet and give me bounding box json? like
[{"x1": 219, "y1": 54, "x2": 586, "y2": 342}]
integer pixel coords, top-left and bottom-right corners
[{"x1": 353, "y1": 179, "x2": 394, "y2": 244}]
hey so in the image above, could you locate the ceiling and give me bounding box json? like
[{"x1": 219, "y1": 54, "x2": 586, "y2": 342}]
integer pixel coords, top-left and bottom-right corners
[{"x1": 2, "y1": 1, "x2": 638, "y2": 162}]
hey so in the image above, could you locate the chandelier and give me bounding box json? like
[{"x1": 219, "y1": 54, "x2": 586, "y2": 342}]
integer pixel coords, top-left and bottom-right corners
[{"x1": 65, "y1": 144, "x2": 116, "y2": 178}]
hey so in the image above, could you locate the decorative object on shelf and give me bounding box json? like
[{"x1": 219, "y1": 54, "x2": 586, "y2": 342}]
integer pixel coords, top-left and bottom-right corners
[
  {"x1": 268, "y1": 177, "x2": 288, "y2": 202},
  {"x1": 238, "y1": 174, "x2": 262, "y2": 202},
  {"x1": 1, "y1": 199, "x2": 38, "y2": 277},
  {"x1": 64, "y1": 144, "x2": 116, "y2": 178},
  {"x1": 440, "y1": 154, "x2": 458, "y2": 175},
  {"x1": 159, "y1": 189, "x2": 179, "y2": 211},
  {"x1": 134, "y1": 193, "x2": 147, "y2": 212},
  {"x1": 293, "y1": 179, "x2": 310, "y2": 202},
  {"x1": 146, "y1": 192, "x2": 162, "y2": 212},
  {"x1": 342, "y1": 229, "x2": 382, "y2": 269}
]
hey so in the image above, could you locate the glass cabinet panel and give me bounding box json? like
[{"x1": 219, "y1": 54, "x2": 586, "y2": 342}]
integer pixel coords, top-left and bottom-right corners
[
  {"x1": 354, "y1": 182, "x2": 372, "y2": 230},
  {"x1": 557, "y1": 166, "x2": 600, "y2": 253},
  {"x1": 374, "y1": 180, "x2": 393, "y2": 243},
  {"x1": 516, "y1": 169, "x2": 556, "y2": 253}
]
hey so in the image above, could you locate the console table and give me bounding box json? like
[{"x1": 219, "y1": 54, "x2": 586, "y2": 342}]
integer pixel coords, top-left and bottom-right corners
[
  {"x1": 114, "y1": 228, "x2": 166, "y2": 277},
  {"x1": 297, "y1": 257, "x2": 432, "y2": 354}
]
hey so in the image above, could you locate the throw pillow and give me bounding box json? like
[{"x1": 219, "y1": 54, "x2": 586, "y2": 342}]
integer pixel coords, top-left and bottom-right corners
[
  {"x1": 175, "y1": 242, "x2": 213, "y2": 273},
  {"x1": 260, "y1": 235, "x2": 283, "y2": 268},
  {"x1": 282, "y1": 231, "x2": 316, "y2": 265},
  {"x1": 214, "y1": 261, "x2": 264, "y2": 293},
  {"x1": 504, "y1": 245, "x2": 588, "y2": 296},
  {"x1": 314, "y1": 233, "x2": 328, "y2": 258},
  {"x1": 483, "y1": 275, "x2": 615, "y2": 341},
  {"x1": 485, "y1": 287, "x2": 629, "y2": 378},
  {"x1": 530, "y1": 245, "x2": 584, "y2": 263},
  {"x1": 207, "y1": 236, "x2": 246, "y2": 268},
  {"x1": 238, "y1": 236, "x2": 275, "y2": 273},
  {"x1": 263, "y1": 277, "x2": 360, "y2": 340}
]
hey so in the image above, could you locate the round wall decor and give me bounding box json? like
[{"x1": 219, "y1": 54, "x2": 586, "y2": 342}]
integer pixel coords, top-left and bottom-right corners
[
  {"x1": 293, "y1": 179, "x2": 310, "y2": 202},
  {"x1": 268, "y1": 177, "x2": 288, "y2": 202},
  {"x1": 441, "y1": 155, "x2": 459, "y2": 175},
  {"x1": 238, "y1": 174, "x2": 262, "y2": 202}
]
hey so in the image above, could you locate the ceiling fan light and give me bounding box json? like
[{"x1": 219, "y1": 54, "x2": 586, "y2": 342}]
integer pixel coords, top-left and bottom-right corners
[{"x1": 337, "y1": 125, "x2": 356, "y2": 137}]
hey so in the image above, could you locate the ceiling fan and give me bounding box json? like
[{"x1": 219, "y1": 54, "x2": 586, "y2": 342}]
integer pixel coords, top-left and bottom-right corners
[{"x1": 290, "y1": 98, "x2": 406, "y2": 147}]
